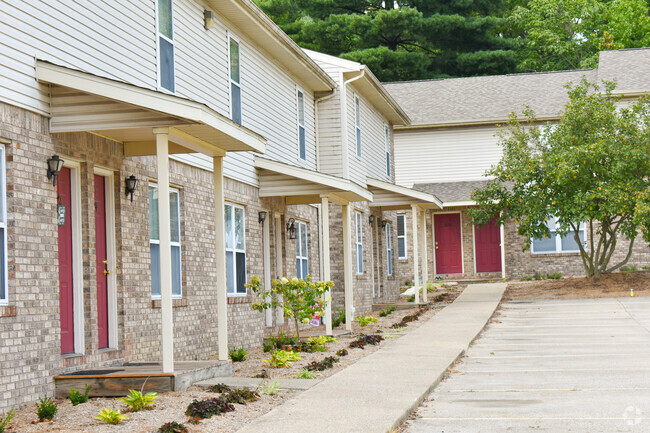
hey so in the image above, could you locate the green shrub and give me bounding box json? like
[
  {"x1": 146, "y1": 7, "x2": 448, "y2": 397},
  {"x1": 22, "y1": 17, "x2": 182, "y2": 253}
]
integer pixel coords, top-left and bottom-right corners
[
  {"x1": 36, "y1": 396, "x2": 58, "y2": 421},
  {"x1": 228, "y1": 347, "x2": 248, "y2": 362},
  {"x1": 209, "y1": 383, "x2": 231, "y2": 393},
  {"x1": 305, "y1": 356, "x2": 339, "y2": 371},
  {"x1": 260, "y1": 380, "x2": 280, "y2": 395},
  {"x1": 379, "y1": 310, "x2": 387, "y2": 317},
  {"x1": 547, "y1": 272, "x2": 563, "y2": 279},
  {"x1": 224, "y1": 388, "x2": 259, "y2": 405},
  {"x1": 95, "y1": 408, "x2": 127, "y2": 425},
  {"x1": 331, "y1": 308, "x2": 346, "y2": 328},
  {"x1": 349, "y1": 334, "x2": 384, "y2": 350},
  {"x1": 267, "y1": 331, "x2": 297, "y2": 349},
  {"x1": 357, "y1": 316, "x2": 378, "y2": 326},
  {"x1": 336, "y1": 348, "x2": 348, "y2": 357},
  {"x1": 185, "y1": 397, "x2": 234, "y2": 419},
  {"x1": 533, "y1": 272, "x2": 545, "y2": 280},
  {"x1": 118, "y1": 389, "x2": 157, "y2": 412},
  {"x1": 0, "y1": 407, "x2": 14, "y2": 433},
  {"x1": 386, "y1": 304, "x2": 397, "y2": 314},
  {"x1": 68, "y1": 385, "x2": 91, "y2": 406},
  {"x1": 263, "y1": 350, "x2": 301, "y2": 368},
  {"x1": 158, "y1": 421, "x2": 188, "y2": 433},
  {"x1": 622, "y1": 266, "x2": 638, "y2": 272},
  {"x1": 521, "y1": 275, "x2": 533, "y2": 281},
  {"x1": 294, "y1": 369, "x2": 317, "y2": 379},
  {"x1": 407, "y1": 295, "x2": 415, "y2": 303},
  {"x1": 262, "y1": 342, "x2": 273, "y2": 352}
]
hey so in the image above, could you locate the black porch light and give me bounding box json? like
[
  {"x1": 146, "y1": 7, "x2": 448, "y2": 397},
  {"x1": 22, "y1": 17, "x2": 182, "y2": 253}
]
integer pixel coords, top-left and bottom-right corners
[
  {"x1": 381, "y1": 220, "x2": 388, "y2": 229},
  {"x1": 286, "y1": 218, "x2": 297, "y2": 240},
  {"x1": 258, "y1": 211, "x2": 267, "y2": 224},
  {"x1": 369, "y1": 214, "x2": 376, "y2": 224},
  {"x1": 46, "y1": 155, "x2": 65, "y2": 186},
  {"x1": 125, "y1": 175, "x2": 138, "y2": 202}
]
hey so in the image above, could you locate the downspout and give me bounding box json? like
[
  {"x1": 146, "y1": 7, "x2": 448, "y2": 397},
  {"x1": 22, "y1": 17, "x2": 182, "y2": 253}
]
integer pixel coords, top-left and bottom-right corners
[
  {"x1": 314, "y1": 88, "x2": 337, "y2": 171},
  {"x1": 340, "y1": 68, "x2": 366, "y2": 179}
]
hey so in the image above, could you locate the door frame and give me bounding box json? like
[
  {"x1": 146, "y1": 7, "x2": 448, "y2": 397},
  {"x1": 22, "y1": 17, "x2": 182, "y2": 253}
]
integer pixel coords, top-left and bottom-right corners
[
  {"x1": 431, "y1": 211, "x2": 464, "y2": 275},
  {"x1": 93, "y1": 167, "x2": 118, "y2": 350}
]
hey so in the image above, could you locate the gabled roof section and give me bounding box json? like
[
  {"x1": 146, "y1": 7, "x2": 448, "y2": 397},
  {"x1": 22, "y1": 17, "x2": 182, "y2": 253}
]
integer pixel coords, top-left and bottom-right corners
[
  {"x1": 305, "y1": 50, "x2": 410, "y2": 125},
  {"x1": 366, "y1": 178, "x2": 442, "y2": 210},
  {"x1": 413, "y1": 180, "x2": 493, "y2": 207},
  {"x1": 597, "y1": 48, "x2": 650, "y2": 96},
  {"x1": 209, "y1": 1, "x2": 336, "y2": 92},
  {"x1": 384, "y1": 70, "x2": 596, "y2": 127}
]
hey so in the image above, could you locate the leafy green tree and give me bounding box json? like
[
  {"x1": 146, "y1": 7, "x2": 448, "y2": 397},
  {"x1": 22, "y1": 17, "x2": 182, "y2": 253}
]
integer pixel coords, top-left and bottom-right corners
[{"x1": 470, "y1": 80, "x2": 650, "y2": 279}]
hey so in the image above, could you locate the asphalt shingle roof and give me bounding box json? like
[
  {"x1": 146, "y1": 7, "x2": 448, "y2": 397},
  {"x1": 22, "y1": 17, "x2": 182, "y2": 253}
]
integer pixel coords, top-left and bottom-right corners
[{"x1": 413, "y1": 180, "x2": 492, "y2": 203}]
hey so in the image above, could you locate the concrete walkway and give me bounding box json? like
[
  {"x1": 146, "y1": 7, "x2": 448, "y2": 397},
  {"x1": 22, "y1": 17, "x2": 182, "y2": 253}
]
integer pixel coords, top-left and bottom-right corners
[
  {"x1": 236, "y1": 283, "x2": 506, "y2": 433},
  {"x1": 410, "y1": 296, "x2": 650, "y2": 433}
]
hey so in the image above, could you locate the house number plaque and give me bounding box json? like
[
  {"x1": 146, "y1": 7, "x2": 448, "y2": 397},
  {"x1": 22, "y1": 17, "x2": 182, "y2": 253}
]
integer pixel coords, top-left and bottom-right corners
[{"x1": 57, "y1": 205, "x2": 66, "y2": 226}]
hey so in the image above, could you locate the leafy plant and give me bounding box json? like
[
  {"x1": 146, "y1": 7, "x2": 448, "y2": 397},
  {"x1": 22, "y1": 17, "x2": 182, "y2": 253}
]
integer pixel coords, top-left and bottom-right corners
[
  {"x1": 379, "y1": 310, "x2": 387, "y2": 317},
  {"x1": 621, "y1": 266, "x2": 638, "y2": 273},
  {"x1": 36, "y1": 396, "x2": 58, "y2": 421},
  {"x1": 331, "y1": 308, "x2": 346, "y2": 328},
  {"x1": 185, "y1": 397, "x2": 235, "y2": 419},
  {"x1": 158, "y1": 421, "x2": 188, "y2": 433},
  {"x1": 521, "y1": 275, "x2": 533, "y2": 281},
  {"x1": 433, "y1": 293, "x2": 448, "y2": 302},
  {"x1": 547, "y1": 272, "x2": 563, "y2": 279},
  {"x1": 68, "y1": 385, "x2": 92, "y2": 406},
  {"x1": 262, "y1": 342, "x2": 274, "y2": 352},
  {"x1": 336, "y1": 348, "x2": 348, "y2": 357},
  {"x1": 306, "y1": 356, "x2": 339, "y2": 371},
  {"x1": 187, "y1": 417, "x2": 201, "y2": 425},
  {"x1": 534, "y1": 272, "x2": 545, "y2": 281},
  {"x1": 248, "y1": 276, "x2": 333, "y2": 340},
  {"x1": 267, "y1": 331, "x2": 297, "y2": 349},
  {"x1": 118, "y1": 389, "x2": 157, "y2": 412},
  {"x1": 349, "y1": 334, "x2": 384, "y2": 350},
  {"x1": 209, "y1": 383, "x2": 231, "y2": 393},
  {"x1": 0, "y1": 407, "x2": 14, "y2": 433},
  {"x1": 224, "y1": 388, "x2": 260, "y2": 405},
  {"x1": 260, "y1": 379, "x2": 280, "y2": 395},
  {"x1": 357, "y1": 316, "x2": 378, "y2": 326},
  {"x1": 263, "y1": 350, "x2": 301, "y2": 368},
  {"x1": 95, "y1": 408, "x2": 127, "y2": 425},
  {"x1": 294, "y1": 369, "x2": 317, "y2": 379},
  {"x1": 407, "y1": 295, "x2": 415, "y2": 303},
  {"x1": 229, "y1": 347, "x2": 248, "y2": 362},
  {"x1": 386, "y1": 304, "x2": 397, "y2": 314}
]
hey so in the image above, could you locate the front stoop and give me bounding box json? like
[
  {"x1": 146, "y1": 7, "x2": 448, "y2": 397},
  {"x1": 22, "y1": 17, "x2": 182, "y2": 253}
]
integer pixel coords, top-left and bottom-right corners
[{"x1": 54, "y1": 360, "x2": 232, "y2": 397}]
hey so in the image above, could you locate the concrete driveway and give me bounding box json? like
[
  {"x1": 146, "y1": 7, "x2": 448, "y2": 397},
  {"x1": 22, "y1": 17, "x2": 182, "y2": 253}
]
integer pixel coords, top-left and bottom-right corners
[{"x1": 409, "y1": 297, "x2": 650, "y2": 432}]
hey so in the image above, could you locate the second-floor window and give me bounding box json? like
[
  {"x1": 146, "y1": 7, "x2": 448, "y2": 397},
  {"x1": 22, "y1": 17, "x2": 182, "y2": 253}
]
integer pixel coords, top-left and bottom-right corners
[
  {"x1": 386, "y1": 222, "x2": 393, "y2": 276},
  {"x1": 149, "y1": 184, "x2": 182, "y2": 298},
  {"x1": 397, "y1": 214, "x2": 407, "y2": 259},
  {"x1": 355, "y1": 95, "x2": 362, "y2": 157},
  {"x1": 229, "y1": 36, "x2": 242, "y2": 124},
  {"x1": 225, "y1": 203, "x2": 246, "y2": 295},
  {"x1": 296, "y1": 221, "x2": 308, "y2": 279},
  {"x1": 355, "y1": 211, "x2": 363, "y2": 274},
  {"x1": 385, "y1": 124, "x2": 391, "y2": 178},
  {"x1": 157, "y1": 0, "x2": 175, "y2": 92},
  {"x1": 297, "y1": 90, "x2": 306, "y2": 160}
]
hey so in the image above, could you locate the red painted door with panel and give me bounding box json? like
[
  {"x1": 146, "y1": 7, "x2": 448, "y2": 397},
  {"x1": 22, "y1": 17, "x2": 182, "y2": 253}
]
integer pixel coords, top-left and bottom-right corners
[
  {"x1": 434, "y1": 213, "x2": 463, "y2": 274},
  {"x1": 58, "y1": 167, "x2": 74, "y2": 354},
  {"x1": 95, "y1": 175, "x2": 109, "y2": 349},
  {"x1": 475, "y1": 217, "x2": 502, "y2": 273}
]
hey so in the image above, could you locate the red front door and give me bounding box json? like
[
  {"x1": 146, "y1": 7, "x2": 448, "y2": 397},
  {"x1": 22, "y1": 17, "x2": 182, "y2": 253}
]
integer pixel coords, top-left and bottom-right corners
[
  {"x1": 58, "y1": 167, "x2": 74, "y2": 354},
  {"x1": 94, "y1": 175, "x2": 109, "y2": 349},
  {"x1": 434, "y1": 213, "x2": 463, "y2": 274},
  {"x1": 475, "y1": 217, "x2": 502, "y2": 273}
]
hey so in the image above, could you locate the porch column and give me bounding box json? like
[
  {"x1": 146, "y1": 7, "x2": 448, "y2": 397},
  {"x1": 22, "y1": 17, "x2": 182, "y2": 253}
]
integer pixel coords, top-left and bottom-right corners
[
  {"x1": 500, "y1": 214, "x2": 506, "y2": 279},
  {"x1": 263, "y1": 211, "x2": 272, "y2": 327},
  {"x1": 420, "y1": 207, "x2": 428, "y2": 303},
  {"x1": 274, "y1": 212, "x2": 284, "y2": 325},
  {"x1": 321, "y1": 196, "x2": 332, "y2": 335},
  {"x1": 213, "y1": 156, "x2": 228, "y2": 361},
  {"x1": 153, "y1": 127, "x2": 174, "y2": 373},
  {"x1": 411, "y1": 204, "x2": 420, "y2": 304},
  {"x1": 342, "y1": 203, "x2": 353, "y2": 331}
]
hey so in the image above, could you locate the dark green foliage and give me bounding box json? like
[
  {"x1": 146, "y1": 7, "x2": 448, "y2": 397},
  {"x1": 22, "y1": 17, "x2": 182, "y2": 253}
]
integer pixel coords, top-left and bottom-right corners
[
  {"x1": 379, "y1": 311, "x2": 387, "y2": 317},
  {"x1": 407, "y1": 295, "x2": 415, "y2": 303},
  {"x1": 386, "y1": 304, "x2": 397, "y2": 314},
  {"x1": 36, "y1": 396, "x2": 58, "y2": 421},
  {"x1": 433, "y1": 293, "x2": 448, "y2": 302},
  {"x1": 158, "y1": 421, "x2": 188, "y2": 433},
  {"x1": 547, "y1": 272, "x2": 563, "y2": 279},
  {"x1": 209, "y1": 383, "x2": 231, "y2": 393},
  {"x1": 229, "y1": 347, "x2": 248, "y2": 362},
  {"x1": 268, "y1": 332, "x2": 298, "y2": 349},
  {"x1": 306, "y1": 356, "x2": 340, "y2": 371},
  {"x1": 185, "y1": 397, "x2": 235, "y2": 419},
  {"x1": 336, "y1": 348, "x2": 348, "y2": 357},
  {"x1": 68, "y1": 385, "x2": 91, "y2": 406},
  {"x1": 262, "y1": 342, "x2": 273, "y2": 352},
  {"x1": 223, "y1": 388, "x2": 260, "y2": 405},
  {"x1": 331, "y1": 308, "x2": 346, "y2": 328}
]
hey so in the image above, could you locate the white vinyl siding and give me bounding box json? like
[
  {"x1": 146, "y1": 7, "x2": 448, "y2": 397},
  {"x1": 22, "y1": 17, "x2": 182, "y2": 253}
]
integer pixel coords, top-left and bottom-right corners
[
  {"x1": 0, "y1": 146, "x2": 7, "y2": 304},
  {"x1": 149, "y1": 184, "x2": 182, "y2": 299},
  {"x1": 385, "y1": 222, "x2": 393, "y2": 276},
  {"x1": 156, "y1": 0, "x2": 175, "y2": 92},
  {"x1": 397, "y1": 214, "x2": 407, "y2": 259},
  {"x1": 394, "y1": 125, "x2": 502, "y2": 187},
  {"x1": 297, "y1": 89, "x2": 306, "y2": 160},
  {"x1": 225, "y1": 203, "x2": 247, "y2": 295},
  {"x1": 531, "y1": 217, "x2": 586, "y2": 254},
  {"x1": 355, "y1": 211, "x2": 363, "y2": 274},
  {"x1": 355, "y1": 95, "x2": 362, "y2": 158},
  {"x1": 316, "y1": 87, "x2": 344, "y2": 177},
  {"x1": 296, "y1": 221, "x2": 308, "y2": 279},
  {"x1": 228, "y1": 34, "x2": 242, "y2": 125},
  {"x1": 385, "y1": 124, "x2": 391, "y2": 178}
]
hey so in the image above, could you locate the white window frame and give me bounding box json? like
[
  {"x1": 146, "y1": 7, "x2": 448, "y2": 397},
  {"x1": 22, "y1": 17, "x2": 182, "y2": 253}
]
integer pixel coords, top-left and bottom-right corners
[
  {"x1": 228, "y1": 33, "x2": 242, "y2": 125},
  {"x1": 296, "y1": 221, "x2": 308, "y2": 279},
  {"x1": 385, "y1": 123, "x2": 391, "y2": 178},
  {"x1": 385, "y1": 222, "x2": 393, "y2": 277},
  {"x1": 0, "y1": 145, "x2": 8, "y2": 305},
  {"x1": 155, "y1": 0, "x2": 175, "y2": 93},
  {"x1": 149, "y1": 183, "x2": 182, "y2": 299},
  {"x1": 355, "y1": 211, "x2": 363, "y2": 274},
  {"x1": 397, "y1": 214, "x2": 407, "y2": 259},
  {"x1": 225, "y1": 202, "x2": 247, "y2": 296},
  {"x1": 531, "y1": 216, "x2": 586, "y2": 254},
  {"x1": 355, "y1": 95, "x2": 362, "y2": 158},
  {"x1": 297, "y1": 88, "x2": 306, "y2": 161}
]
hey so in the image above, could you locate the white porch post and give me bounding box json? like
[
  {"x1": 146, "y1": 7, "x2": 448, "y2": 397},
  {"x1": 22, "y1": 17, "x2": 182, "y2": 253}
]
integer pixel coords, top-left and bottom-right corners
[
  {"x1": 274, "y1": 213, "x2": 284, "y2": 325},
  {"x1": 500, "y1": 214, "x2": 506, "y2": 279},
  {"x1": 263, "y1": 212, "x2": 272, "y2": 327},
  {"x1": 213, "y1": 156, "x2": 228, "y2": 361},
  {"x1": 153, "y1": 128, "x2": 174, "y2": 373},
  {"x1": 321, "y1": 196, "x2": 332, "y2": 335},
  {"x1": 411, "y1": 204, "x2": 420, "y2": 304},
  {"x1": 342, "y1": 203, "x2": 353, "y2": 331},
  {"x1": 420, "y1": 207, "x2": 428, "y2": 303}
]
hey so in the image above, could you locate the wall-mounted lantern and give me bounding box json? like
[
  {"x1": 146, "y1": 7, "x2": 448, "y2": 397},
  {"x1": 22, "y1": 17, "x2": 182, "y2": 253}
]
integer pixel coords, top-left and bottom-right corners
[
  {"x1": 204, "y1": 10, "x2": 214, "y2": 29},
  {"x1": 125, "y1": 175, "x2": 138, "y2": 202},
  {"x1": 258, "y1": 211, "x2": 267, "y2": 224},
  {"x1": 46, "y1": 155, "x2": 65, "y2": 186},
  {"x1": 286, "y1": 217, "x2": 297, "y2": 240},
  {"x1": 369, "y1": 214, "x2": 376, "y2": 224}
]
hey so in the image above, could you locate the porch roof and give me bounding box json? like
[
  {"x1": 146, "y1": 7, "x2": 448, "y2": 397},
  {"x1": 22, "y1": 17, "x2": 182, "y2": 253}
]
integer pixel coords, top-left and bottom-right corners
[
  {"x1": 36, "y1": 61, "x2": 266, "y2": 157},
  {"x1": 366, "y1": 178, "x2": 443, "y2": 210},
  {"x1": 255, "y1": 157, "x2": 373, "y2": 204}
]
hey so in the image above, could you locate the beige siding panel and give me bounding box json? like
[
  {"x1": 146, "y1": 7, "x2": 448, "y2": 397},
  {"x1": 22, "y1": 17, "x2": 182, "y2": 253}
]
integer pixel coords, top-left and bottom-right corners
[
  {"x1": 394, "y1": 126, "x2": 502, "y2": 187},
  {"x1": 318, "y1": 90, "x2": 343, "y2": 178}
]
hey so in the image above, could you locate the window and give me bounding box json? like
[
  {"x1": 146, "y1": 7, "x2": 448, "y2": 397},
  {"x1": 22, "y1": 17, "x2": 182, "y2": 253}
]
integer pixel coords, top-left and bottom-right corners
[
  {"x1": 296, "y1": 221, "x2": 308, "y2": 279},
  {"x1": 225, "y1": 203, "x2": 246, "y2": 295},
  {"x1": 297, "y1": 89, "x2": 306, "y2": 160},
  {"x1": 355, "y1": 95, "x2": 362, "y2": 157},
  {"x1": 149, "y1": 184, "x2": 182, "y2": 298},
  {"x1": 355, "y1": 211, "x2": 363, "y2": 274},
  {"x1": 229, "y1": 35, "x2": 242, "y2": 124},
  {"x1": 386, "y1": 222, "x2": 393, "y2": 276},
  {"x1": 531, "y1": 217, "x2": 586, "y2": 254},
  {"x1": 385, "y1": 124, "x2": 391, "y2": 178},
  {"x1": 397, "y1": 214, "x2": 407, "y2": 259},
  {"x1": 0, "y1": 145, "x2": 6, "y2": 304},
  {"x1": 157, "y1": 0, "x2": 175, "y2": 92}
]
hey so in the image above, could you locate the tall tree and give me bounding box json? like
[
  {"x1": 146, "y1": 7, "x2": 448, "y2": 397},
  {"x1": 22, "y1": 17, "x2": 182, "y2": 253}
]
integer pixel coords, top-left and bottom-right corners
[{"x1": 254, "y1": 0, "x2": 517, "y2": 81}]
